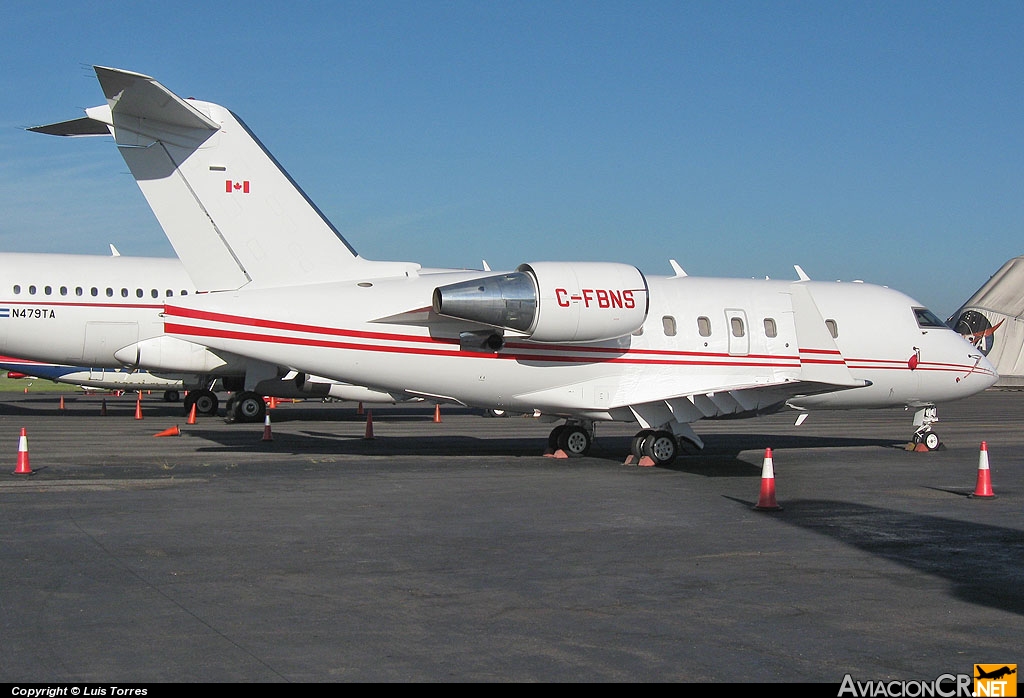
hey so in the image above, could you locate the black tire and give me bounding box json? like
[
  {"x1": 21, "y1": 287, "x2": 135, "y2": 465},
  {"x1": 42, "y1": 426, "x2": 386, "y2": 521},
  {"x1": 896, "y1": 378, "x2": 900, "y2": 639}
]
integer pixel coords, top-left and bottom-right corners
[
  {"x1": 233, "y1": 392, "x2": 267, "y2": 423},
  {"x1": 631, "y1": 430, "x2": 654, "y2": 458},
  {"x1": 641, "y1": 430, "x2": 679, "y2": 466},
  {"x1": 923, "y1": 432, "x2": 941, "y2": 451},
  {"x1": 163, "y1": 390, "x2": 180, "y2": 403},
  {"x1": 557, "y1": 425, "x2": 591, "y2": 457},
  {"x1": 193, "y1": 390, "x2": 218, "y2": 416},
  {"x1": 485, "y1": 409, "x2": 508, "y2": 418},
  {"x1": 548, "y1": 425, "x2": 566, "y2": 450}
]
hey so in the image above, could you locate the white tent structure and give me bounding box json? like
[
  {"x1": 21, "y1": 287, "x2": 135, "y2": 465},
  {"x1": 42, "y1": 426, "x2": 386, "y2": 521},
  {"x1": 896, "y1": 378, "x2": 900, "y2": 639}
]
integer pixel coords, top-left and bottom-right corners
[{"x1": 949, "y1": 256, "x2": 1024, "y2": 387}]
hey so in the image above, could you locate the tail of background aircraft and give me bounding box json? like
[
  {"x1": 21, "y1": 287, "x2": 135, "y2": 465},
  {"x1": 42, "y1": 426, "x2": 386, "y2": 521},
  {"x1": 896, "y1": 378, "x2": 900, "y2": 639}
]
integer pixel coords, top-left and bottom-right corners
[
  {"x1": 31, "y1": 67, "x2": 417, "y2": 292},
  {"x1": 948, "y1": 255, "x2": 1024, "y2": 387}
]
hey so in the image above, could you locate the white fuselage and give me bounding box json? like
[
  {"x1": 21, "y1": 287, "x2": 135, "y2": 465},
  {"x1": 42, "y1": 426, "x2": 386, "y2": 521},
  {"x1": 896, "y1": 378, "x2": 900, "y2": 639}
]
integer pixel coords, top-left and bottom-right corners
[{"x1": 162, "y1": 269, "x2": 997, "y2": 421}]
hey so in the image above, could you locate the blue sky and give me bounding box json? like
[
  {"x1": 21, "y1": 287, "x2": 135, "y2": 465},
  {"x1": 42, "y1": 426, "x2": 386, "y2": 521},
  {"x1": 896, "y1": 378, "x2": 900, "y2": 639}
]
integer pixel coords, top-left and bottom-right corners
[{"x1": 0, "y1": 1, "x2": 1021, "y2": 316}]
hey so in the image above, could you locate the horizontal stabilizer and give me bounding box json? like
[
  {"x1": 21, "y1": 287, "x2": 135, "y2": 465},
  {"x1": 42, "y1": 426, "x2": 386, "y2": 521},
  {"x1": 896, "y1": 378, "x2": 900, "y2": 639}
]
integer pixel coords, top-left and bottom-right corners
[{"x1": 29, "y1": 117, "x2": 110, "y2": 137}]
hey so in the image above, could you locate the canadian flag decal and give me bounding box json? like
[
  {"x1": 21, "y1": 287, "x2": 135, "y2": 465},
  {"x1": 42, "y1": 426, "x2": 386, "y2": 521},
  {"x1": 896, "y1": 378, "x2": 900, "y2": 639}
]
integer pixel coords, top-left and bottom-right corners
[{"x1": 226, "y1": 180, "x2": 250, "y2": 193}]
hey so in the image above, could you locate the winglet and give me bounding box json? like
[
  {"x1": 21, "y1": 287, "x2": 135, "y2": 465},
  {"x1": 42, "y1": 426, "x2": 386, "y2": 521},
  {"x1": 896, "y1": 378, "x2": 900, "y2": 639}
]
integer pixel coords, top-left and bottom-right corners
[
  {"x1": 669, "y1": 259, "x2": 687, "y2": 277},
  {"x1": 794, "y1": 265, "x2": 810, "y2": 281}
]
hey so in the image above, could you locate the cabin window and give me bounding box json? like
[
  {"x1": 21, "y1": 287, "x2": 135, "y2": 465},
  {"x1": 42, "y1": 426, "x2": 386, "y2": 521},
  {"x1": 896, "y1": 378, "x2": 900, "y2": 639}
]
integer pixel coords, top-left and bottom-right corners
[
  {"x1": 121, "y1": 288, "x2": 129, "y2": 298},
  {"x1": 76, "y1": 287, "x2": 83, "y2": 296},
  {"x1": 151, "y1": 289, "x2": 159, "y2": 298},
  {"x1": 91, "y1": 287, "x2": 98, "y2": 297},
  {"x1": 730, "y1": 317, "x2": 745, "y2": 337},
  {"x1": 662, "y1": 316, "x2": 677, "y2": 337},
  {"x1": 136, "y1": 289, "x2": 144, "y2": 298},
  {"x1": 165, "y1": 290, "x2": 173, "y2": 297},
  {"x1": 763, "y1": 318, "x2": 777, "y2": 338},
  {"x1": 12, "y1": 285, "x2": 20, "y2": 294},
  {"x1": 825, "y1": 319, "x2": 838, "y2": 338},
  {"x1": 105, "y1": 288, "x2": 113, "y2": 297},
  {"x1": 697, "y1": 316, "x2": 712, "y2": 337},
  {"x1": 28, "y1": 285, "x2": 36, "y2": 295},
  {"x1": 59, "y1": 286, "x2": 68, "y2": 296},
  {"x1": 181, "y1": 290, "x2": 188, "y2": 296},
  {"x1": 44, "y1": 286, "x2": 52, "y2": 295},
  {"x1": 913, "y1": 307, "x2": 946, "y2": 329}
]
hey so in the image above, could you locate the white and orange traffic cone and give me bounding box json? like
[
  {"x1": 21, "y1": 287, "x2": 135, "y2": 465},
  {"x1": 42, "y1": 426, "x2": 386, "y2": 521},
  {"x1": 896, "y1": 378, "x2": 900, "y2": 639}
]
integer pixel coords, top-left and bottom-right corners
[
  {"x1": 186, "y1": 403, "x2": 197, "y2": 425},
  {"x1": 970, "y1": 441, "x2": 996, "y2": 498},
  {"x1": 262, "y1": 414, "x2": 273, "y2": 442},
  {"x1": 433, "y1": 404, "x2": 442, "y2": 423},
  {"x1": 754, "y1": 448, "x2": 782, "y2": 511},
  {"x1": 364, "y1": 410, "x2": 375, "y2": 440},
  {"x1": 13, "y1": 428, "x2": 31, "y2": 475},
  {"x1": 154, "y1": 426, "x2": 181, "y2": 437},
  {"x1": 134, "y1": 392, "x2": 143, "y2": 420}
]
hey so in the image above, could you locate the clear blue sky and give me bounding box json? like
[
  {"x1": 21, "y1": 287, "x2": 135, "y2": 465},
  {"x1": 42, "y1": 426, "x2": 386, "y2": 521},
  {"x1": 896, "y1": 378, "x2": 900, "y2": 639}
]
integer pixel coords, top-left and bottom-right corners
[{"x1": 0, "y1": 1, "x2": 1021, "y2": 317}]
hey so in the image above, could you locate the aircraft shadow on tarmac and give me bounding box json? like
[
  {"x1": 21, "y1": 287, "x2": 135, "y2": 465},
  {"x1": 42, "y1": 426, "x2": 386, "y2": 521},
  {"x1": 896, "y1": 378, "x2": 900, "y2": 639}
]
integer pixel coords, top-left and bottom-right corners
[
  {"x1": 181, "y1": 425, "x2": 903, "y2": 473},
  {"x1": 723, "y1": 498, "x2": 1024, "y2": 618}
]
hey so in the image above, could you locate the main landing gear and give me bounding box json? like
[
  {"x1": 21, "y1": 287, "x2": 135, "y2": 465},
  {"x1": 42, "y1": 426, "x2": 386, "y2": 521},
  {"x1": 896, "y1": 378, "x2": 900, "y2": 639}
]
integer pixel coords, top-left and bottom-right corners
[
  {"x1": 909, "y1": 405, "x2": 943, "y2": 451},
  {"x1": 183, "y1": 389, "x2": 219, "y2": 417},
  {"x1": 224, "y1": 390, "x2": 267, "y2": 424},
  {"x1": 547, "y1": 423, "x2": 593, "y2": 457},
  {"x1": 544, "y1": 421, "x2": 697, "y2": 466}
]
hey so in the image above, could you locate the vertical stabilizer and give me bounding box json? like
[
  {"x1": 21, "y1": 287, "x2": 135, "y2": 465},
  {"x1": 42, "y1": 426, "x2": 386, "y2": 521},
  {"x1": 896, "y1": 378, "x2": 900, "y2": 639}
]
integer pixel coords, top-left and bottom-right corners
[{"x1": 32, "y1": 67, "x2": 404, "y2": 291}]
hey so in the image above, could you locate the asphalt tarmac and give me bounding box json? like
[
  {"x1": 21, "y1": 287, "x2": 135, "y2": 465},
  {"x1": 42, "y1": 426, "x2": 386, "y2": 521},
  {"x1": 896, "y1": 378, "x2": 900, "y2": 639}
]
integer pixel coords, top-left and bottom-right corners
[{"x1": 0, "y1": 390, "x2": 1020, "y2": 682}]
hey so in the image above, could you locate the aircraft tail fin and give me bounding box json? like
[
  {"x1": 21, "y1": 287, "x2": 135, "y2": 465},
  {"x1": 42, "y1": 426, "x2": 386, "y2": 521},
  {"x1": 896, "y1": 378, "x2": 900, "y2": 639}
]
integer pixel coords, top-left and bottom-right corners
[
  {"x1": 948, "y1": 255, "x2": 1024, "y2": 387},
  {"x1": 33, "y1": 67, "x2": 407, "y2": 291}
]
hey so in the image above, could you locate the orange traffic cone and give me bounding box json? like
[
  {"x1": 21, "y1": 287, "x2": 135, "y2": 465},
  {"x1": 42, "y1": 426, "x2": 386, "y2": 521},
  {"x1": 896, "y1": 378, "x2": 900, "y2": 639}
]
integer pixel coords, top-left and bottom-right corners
[
  {"x1": 357, "y1": 401, "x2": 364, "y2": 415},
  {"x1": 754, "y1": 448, "x2": 783, "y2": 511},
  {"x1": 262, "y1": 414, "x2": 273, "y2": 442},
  {"x1": 13, "y1": 428, "x2": 31, "y2": 475},
  {"x1": 100, "y1": 398, "x2": 107, "y2": 416},
  {"x1": 134, "y1": 393, "x2": 143, "y2": 420},
  {"x1": 970, "y1": 441, "x2": 996, "y2": 498},
  {"x1": 269, "y1": 396, "x2": 277, "y2": 409},
  {"x1": 364, "y1": 410, "x2": 375, "y2": 440},
  {"x1": 59, "y1": 396, "x2": 66, "y2": 414},
  {"x1": 153, "y1": 426, "x2": 180, "y2": 437},
  {"x1": 186, "y1": 403, "x2": 197, "y2": 425},
  {"x1": 433, "y1": 404, "x2": 442, "y2": 423}
]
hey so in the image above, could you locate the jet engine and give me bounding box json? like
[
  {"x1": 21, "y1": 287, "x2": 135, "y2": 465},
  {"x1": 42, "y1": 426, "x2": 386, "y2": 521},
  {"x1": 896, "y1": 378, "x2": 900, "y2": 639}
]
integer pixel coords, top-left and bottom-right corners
[{"x1": 432, "y1": 262, "x2": 649, "y2": 343}]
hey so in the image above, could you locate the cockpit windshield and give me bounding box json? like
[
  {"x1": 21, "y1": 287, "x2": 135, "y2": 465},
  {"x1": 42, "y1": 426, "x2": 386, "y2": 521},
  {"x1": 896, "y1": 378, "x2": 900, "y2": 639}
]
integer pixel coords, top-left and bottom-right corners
[{"x1": 913, "y1": 307, "x2": 947, "y2": 328}]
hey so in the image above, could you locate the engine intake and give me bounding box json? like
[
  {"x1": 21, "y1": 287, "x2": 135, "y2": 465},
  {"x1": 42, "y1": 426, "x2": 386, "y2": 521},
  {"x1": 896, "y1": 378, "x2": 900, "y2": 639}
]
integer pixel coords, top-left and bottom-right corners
[{"x1": 433, "y1": 261, "x2": 649, "y2": 343}]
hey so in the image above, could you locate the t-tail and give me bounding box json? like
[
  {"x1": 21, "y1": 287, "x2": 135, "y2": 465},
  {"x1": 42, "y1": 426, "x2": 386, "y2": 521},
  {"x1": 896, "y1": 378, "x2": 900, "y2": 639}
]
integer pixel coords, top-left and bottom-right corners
[{"x1": 30, "y1": 67, "x2": 417, "y2": 291}]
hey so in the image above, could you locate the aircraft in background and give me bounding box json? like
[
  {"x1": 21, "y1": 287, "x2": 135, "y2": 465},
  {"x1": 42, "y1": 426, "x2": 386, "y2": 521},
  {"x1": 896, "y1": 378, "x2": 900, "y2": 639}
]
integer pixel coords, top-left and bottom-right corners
[
  {"x1": 2, "y1": 356, "x2": 188, "y2": 399},
  {"x1": 0, "y1": 251, "x2": 411, "y2": 421},
  {"x1": 29, "y1": 67, "x2": 998, "y2": 462},
  {"x1": 948, "y1": 255, "x2": 1024, "y2": 388}
]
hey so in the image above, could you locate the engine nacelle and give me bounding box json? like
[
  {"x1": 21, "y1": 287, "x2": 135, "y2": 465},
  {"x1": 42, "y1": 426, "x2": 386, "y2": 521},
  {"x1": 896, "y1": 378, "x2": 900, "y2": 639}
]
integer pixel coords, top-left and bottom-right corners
[{"x1": 432, "y1": 261, "x2": 649, "y2": 343}]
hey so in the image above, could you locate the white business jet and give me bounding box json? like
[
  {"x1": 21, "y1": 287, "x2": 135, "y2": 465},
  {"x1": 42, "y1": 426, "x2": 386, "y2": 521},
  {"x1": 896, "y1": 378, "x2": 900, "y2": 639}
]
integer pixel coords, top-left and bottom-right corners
[{"x1": 32, "y1": 67, "x2": 997, "y2": 463}]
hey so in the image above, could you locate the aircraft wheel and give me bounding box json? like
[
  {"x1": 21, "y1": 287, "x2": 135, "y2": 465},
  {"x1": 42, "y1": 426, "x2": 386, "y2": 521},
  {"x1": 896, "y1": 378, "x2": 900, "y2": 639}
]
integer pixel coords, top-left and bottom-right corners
[
  {"x1": 642, "y1": 430, "x2": 679, "y2": 466},
  {"x1": 631, "y1": 430, "x2": 655, "y2": 459},
  {"x1": 557, "y1": 425, "x2": 592, "y2": 457},
  {"x1": 192, "y1": 390, "x2": 219, "y2": 417},
  {"x1": 923, "y1": 431, "x2": 941, "y2": 451},
  {"x1": 548, "y1": 425, "x2": 566, "y2": 450},
  {"x1": 233, "y1": 391, "x2": 267, "y2": 423},
  {"x1": 163, "y1": 390, "x2": 180, "y2": 403},
  {"x1": 485, "y1": 409, "x2": 508, "y2": 418}
]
